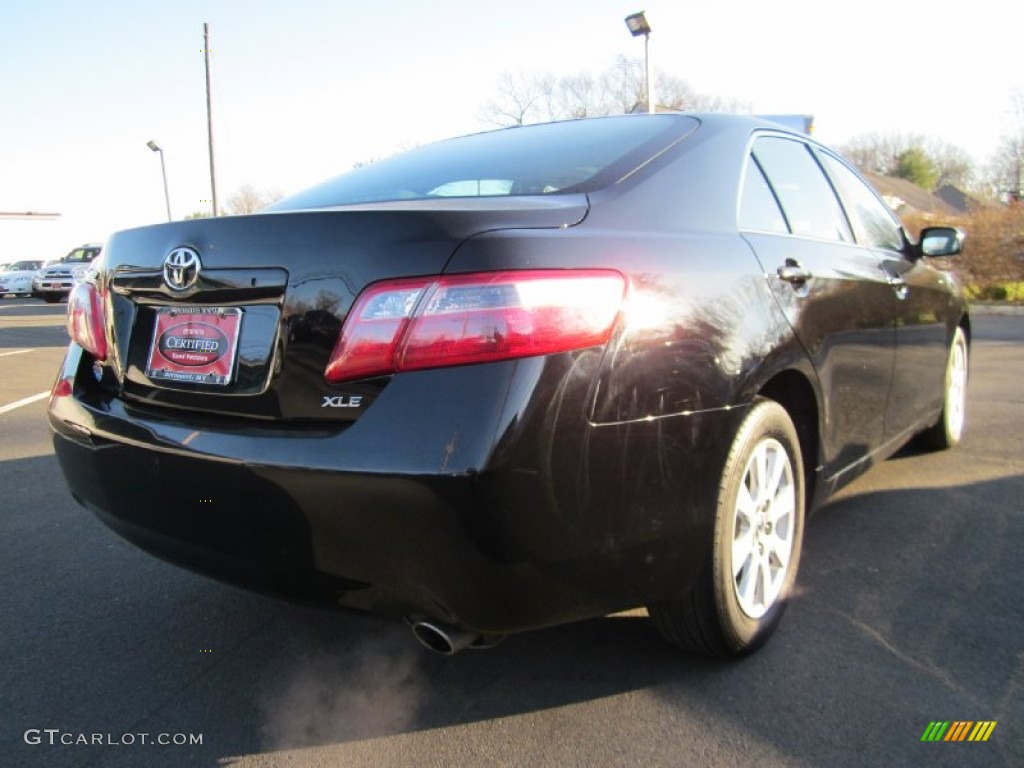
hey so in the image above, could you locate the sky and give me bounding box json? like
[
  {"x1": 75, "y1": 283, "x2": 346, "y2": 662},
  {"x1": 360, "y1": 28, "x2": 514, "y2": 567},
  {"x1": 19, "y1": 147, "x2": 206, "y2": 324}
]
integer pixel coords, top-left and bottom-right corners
[{"x1": 2, "y1": 0, "x2": 1021, "y2": 260}]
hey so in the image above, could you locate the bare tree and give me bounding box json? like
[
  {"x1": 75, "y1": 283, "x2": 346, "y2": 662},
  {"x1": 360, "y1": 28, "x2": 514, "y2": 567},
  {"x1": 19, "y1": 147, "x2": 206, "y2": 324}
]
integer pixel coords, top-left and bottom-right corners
[
  {"x1": 928, "y1": 142, "x2": 974, "y2": 189},
  {"x1": 984, "y1": 89, "x2": 1024, "y2": 201},
  {"x1": 480, "y1": 72, "x2": 555, "y2": 127},
  {"x1": 601, "y1": 55, "x2": 648, "y2": 113},
  {"x1": 594, "y1": 56, "x2": 748, "y2": 114},
  {"x1": 225, "y1": 184, "x2": 284, "y2": 215},
  {"x1": 654, "y1": 67, "x2": 748, "y2": 113},
  {"x1": 840, "y1": 133, "x2": 922, "y2": 176},
  {"x1": 480, "y1": 57, "x2": 747, "y2": 127},
  {"x1": 552, "y1": 73, "x2": 606, "y2": 119},
  {"x1": 840, "y1": 133, "x2": 975, "y2": 190}
]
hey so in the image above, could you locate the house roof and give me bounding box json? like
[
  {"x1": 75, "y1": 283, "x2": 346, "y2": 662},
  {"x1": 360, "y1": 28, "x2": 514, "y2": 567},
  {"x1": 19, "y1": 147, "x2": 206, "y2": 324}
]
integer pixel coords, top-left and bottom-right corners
[
  {"x1": 933, "y1": 184, "x2": 981, "y2": 215},
  {"x1": 864, "y1": 173, "x2": 960, "y2": 219}
]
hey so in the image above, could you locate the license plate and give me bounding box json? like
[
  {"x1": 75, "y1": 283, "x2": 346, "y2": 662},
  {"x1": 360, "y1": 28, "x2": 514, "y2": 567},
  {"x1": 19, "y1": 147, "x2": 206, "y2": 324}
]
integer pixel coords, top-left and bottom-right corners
[{"x1": 145, "y1": 306, "x2": 242, "y2": 386}]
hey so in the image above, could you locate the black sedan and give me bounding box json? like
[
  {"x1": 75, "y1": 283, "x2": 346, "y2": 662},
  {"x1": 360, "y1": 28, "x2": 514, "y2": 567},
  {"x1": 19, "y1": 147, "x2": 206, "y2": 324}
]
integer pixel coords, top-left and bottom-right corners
[{"x1": 50, "y1": 114, "x2": 968, "y2": 657}]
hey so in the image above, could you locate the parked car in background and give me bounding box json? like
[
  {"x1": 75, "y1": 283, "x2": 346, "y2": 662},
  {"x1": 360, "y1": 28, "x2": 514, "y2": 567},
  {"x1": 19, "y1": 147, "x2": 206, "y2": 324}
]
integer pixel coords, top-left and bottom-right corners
[
  {"x1": 0, "y1": 260, "x2": 44, "y2": 296},
  {"x1": 32, "y1": 244, "x2": 102, "y2": 303},
  {"x1": 50, "y1": 114, "x2": 968, "y2": 657}
]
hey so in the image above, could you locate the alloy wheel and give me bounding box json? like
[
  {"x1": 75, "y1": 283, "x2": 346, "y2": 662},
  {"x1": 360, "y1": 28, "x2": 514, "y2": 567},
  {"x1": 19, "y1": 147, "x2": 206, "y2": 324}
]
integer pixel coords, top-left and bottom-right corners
[{"x1": 731, "y1": 437, "x2": 796, "y2": 619}]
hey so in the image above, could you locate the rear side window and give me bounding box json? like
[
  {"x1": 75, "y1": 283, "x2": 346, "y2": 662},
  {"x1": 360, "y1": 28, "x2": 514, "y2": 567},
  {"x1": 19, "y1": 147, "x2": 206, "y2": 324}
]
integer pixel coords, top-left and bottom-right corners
[
  {"x1": 820, "y1": 153, "x2": 905, "y2": 252},
  {"x1": 752, "y1": 137, "x2": 853, "y2": 243},
  {"x1": 739, "y1": 155, "x2": 789, "y2": 234}
]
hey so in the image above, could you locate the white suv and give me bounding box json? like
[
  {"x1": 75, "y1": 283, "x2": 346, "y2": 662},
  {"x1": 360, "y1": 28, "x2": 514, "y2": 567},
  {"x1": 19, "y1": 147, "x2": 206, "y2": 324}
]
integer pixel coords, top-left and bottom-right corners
[{"x1": 32, "y1": 244, "x2": 103, "y2": 303}]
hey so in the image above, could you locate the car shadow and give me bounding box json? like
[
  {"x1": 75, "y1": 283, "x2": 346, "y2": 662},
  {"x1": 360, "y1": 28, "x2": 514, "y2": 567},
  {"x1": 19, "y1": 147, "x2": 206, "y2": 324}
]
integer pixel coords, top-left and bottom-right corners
[{"x1": 4, "y1": 453, "x2": 1022, "y2": 768}]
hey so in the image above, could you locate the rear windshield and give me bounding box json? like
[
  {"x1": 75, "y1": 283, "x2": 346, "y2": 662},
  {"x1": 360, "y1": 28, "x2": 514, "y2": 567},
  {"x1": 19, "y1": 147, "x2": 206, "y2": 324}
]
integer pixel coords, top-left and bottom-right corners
[{"x1": 269, "y1": 115, "x2": 695, "y2": 210}]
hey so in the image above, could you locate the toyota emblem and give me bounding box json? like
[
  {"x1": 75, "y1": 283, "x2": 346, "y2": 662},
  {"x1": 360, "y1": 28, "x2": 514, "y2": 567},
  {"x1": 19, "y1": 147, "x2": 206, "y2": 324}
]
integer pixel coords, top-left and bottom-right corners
[{"x1": 163, "y1": 247, "x2": 202, "y2": 291}]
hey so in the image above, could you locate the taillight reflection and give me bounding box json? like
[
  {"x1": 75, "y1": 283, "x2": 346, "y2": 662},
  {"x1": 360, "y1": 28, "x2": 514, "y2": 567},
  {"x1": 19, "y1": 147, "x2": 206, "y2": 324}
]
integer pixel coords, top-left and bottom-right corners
[
  {"x1": 325, "y1": 270, "x2": 625, "y2": 383},
  {"x1": 67, "y1": 282, "x2": 108, "y2": 362}
]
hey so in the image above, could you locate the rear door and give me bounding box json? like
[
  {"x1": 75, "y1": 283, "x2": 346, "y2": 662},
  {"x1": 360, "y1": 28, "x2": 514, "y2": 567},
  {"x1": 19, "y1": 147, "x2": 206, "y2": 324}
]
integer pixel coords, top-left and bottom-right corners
[{"x1": 740, "y1": 135, "x2": 897, "y2": 473}]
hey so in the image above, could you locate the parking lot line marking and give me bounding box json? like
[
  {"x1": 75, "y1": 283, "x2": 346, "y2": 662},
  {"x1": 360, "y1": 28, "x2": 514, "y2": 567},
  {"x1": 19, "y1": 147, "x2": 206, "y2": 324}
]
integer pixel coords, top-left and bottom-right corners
[
  {"x1": 0, "y1": 390, "x2": 50, "y2": 415},
  {"x1": 0, "y1": 349, "x2": 34, "y2": 357}
]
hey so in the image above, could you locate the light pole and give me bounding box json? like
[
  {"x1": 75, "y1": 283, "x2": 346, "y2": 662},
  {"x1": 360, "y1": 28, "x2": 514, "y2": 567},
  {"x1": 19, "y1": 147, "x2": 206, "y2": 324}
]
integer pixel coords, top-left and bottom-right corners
[
  {"x1": 146, "y1": 140, "x2": 172, "y2": 221},
  {"x1": 624, "y1": 11, "x2": 654, "y2": 113}
]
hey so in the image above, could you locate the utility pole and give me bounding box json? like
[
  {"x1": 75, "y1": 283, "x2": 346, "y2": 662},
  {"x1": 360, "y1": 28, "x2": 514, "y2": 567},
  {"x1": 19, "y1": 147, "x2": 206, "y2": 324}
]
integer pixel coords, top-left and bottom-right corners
[{"x1": 204, "y1": 23, "x2": 219, "y2": 217}]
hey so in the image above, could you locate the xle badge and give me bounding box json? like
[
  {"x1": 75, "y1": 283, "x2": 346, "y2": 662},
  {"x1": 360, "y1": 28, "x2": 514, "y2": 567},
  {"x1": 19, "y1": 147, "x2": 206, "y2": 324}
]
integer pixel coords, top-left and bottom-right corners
[{"x1": 322, "y1": 395, "x2": 363, "y2": 408}]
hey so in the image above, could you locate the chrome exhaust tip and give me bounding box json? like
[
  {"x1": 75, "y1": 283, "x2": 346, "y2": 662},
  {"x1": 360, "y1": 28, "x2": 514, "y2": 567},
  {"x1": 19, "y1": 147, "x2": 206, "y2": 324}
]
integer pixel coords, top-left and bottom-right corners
[{"x1": 410, "y1": 620, "x2": 481, "y2": 655}]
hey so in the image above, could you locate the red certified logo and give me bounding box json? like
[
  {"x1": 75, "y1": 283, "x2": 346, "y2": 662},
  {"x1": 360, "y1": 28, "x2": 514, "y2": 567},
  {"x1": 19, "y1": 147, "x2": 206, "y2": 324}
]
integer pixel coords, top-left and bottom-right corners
[
  {"x1": 146, "y1": 306, "x2": 241, "y2": 386},
  {"x1": 157, "y1": 322, "x2": 229, "y2": 367}
]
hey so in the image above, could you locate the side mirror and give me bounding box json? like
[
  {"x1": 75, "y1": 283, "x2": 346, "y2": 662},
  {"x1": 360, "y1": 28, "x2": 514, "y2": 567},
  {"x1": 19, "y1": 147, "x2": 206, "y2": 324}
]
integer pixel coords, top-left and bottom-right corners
[{"x1": 918, "y1": 226, "x2": 965, "y2": 258}]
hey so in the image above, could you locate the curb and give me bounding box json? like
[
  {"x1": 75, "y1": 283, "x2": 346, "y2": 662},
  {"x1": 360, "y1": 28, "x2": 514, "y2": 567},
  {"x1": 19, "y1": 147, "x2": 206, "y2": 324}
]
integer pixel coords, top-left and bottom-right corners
[{"x1": 969, "y1": 303, "x2": 1024, "y2": 316}]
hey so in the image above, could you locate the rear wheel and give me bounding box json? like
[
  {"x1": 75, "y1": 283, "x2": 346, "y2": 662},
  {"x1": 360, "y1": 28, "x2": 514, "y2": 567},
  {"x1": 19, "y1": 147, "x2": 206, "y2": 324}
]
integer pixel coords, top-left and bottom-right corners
[
  {"x1": 649, "y1": 399, "x2": 805, "y2": 656},
  {"x1": 920, "y1": 326, "x2": 968, "y2": 450}
]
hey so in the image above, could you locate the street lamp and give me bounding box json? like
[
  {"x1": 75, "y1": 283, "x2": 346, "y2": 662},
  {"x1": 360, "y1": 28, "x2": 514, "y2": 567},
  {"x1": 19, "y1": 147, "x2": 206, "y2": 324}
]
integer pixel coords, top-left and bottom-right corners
[
  {"x1": 146, "y1": 140, "x2": 172, "y2": 222},
  {"x1": 624, "y1": 11, "x2": 654, "y2": 113}
]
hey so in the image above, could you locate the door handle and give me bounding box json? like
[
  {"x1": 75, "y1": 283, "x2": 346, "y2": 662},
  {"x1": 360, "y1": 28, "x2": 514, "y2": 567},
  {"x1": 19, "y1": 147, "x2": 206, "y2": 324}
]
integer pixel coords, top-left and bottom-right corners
[
  {"x1": 777, "y1": 260, "x2": 812, "y2": 284},
  {"x1": 888, "y1": 276, "x2": 908, "y2": 300},
  {"x1": 880, "y1": 266, "x2": 909, "y2": 300}
]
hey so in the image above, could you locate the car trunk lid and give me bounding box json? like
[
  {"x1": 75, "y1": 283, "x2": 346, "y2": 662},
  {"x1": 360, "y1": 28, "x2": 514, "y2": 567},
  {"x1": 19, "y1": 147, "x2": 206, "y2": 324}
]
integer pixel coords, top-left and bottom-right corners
[{"x1": 99, "y1": 198, "x2": 587, "y2": 422}]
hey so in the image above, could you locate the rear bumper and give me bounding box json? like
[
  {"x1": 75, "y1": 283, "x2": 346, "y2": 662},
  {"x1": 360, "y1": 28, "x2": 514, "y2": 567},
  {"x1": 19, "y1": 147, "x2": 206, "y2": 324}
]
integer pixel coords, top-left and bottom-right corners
[
  {"x1": 53, "y1": 429, "x2": 557, "y2": 629},
  {"x1": 49, "y1": 345, "x2": 740, "y2": 634}
]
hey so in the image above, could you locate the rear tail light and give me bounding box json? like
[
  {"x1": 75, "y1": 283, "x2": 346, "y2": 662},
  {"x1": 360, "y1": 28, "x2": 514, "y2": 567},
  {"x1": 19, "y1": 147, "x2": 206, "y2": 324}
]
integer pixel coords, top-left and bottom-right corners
[
  {"x1": 67, "y1": 282, "x2": 108, "y2": 362},
  {"x1": 325, "y1": 270, "x2": 626, "y2": 383}
]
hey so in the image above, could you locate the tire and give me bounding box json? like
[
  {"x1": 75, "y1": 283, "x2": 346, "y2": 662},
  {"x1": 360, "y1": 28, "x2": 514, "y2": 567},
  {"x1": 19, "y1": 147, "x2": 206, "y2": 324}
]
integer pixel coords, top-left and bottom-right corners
[
  {"x1": 649, "y1": 399, "x2": 805, "y2": 657},
  {"x1": 919, "y1": 326, "x2": 968, "y2": 451}
]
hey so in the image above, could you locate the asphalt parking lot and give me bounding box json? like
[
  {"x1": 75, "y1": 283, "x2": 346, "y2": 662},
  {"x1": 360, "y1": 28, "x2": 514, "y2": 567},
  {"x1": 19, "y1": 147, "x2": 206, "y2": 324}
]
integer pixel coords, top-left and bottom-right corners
[{"x1": 1, "y1": 297, "x2": 1021, "y2": 768}]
